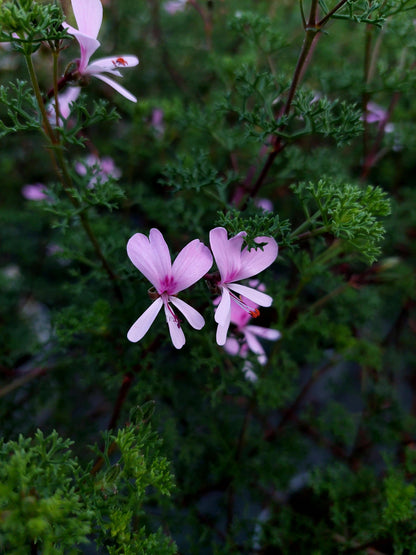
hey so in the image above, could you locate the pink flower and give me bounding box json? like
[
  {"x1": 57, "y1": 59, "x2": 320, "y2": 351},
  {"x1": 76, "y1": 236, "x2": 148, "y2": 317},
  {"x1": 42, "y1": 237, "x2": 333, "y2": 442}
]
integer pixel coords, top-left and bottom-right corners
[
  {"x1": 255, "y1": 198, "x2": 273, "y2": 212},
  {"x1": 164, "y1": 0, "x2": 188, "y2": 15},
  {"x1": 362, "y1": 102, "x2": 394, "y2": 133},
  {"x1": 75, "y1": 154, "x2": 121, "y2": 187},
  {"x1": 63, "y1": 0, "x2": 139, "y2": 102},
  {"x1": 151, "y1": 108, "x2": 165, "y2": 137},
  {"x1": 21, "y1": 183, "x2": 49, "y2": 201},
  {"x1": 127, "y1": 229, "x2": 213, "y2": 349},
  {"x1": 224, "y1": 292, "x2": 281, "y2": 366},
  {"x1": 209, "y1": 227, "x2": 278, "y2": 346}
]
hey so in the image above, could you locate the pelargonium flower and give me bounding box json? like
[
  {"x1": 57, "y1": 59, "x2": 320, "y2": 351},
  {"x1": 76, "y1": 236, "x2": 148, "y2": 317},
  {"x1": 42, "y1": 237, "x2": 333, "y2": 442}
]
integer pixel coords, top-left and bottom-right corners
[
  {"x1": 127, "y1": 229, "x2": 213, "y2": 349},
  {"x1": 75, "y1": 154, "x2": 121, "y2": 187},
  {"x1": 362, "y1": 102, "x2": 394, "y2": 133},
  {"x1": 209, "y1": 227, "x2": 278, "y2": 346},
  {"x1": 164, "y1": 0, "x2": 188, "y2": 15},
  {"x1": 63, "y1": 0, "x2": 139, "y2": 102},
  {"x1": 223, "y1": 289, "x2": 281, "y2": 366},
  {"x1": 21, "y1": 183, "x2": 49, "y2": 201}
]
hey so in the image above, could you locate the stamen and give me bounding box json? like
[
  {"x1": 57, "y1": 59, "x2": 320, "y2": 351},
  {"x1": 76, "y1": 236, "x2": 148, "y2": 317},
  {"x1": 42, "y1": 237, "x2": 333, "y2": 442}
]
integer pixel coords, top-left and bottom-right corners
[
  {"x1": 229, "y1": 291, "x2": 261, "y2": 319},
  {"x1": 166, "y1": 302, "x2": 181, "y2": 328}
]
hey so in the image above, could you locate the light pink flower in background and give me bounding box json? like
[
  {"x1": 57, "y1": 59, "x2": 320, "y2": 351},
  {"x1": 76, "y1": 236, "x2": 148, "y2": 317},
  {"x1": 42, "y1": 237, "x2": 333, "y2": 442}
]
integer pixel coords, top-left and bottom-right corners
[
  {"x1": 21, "y1": 183, "x2": 49, "y2": 201},
  {"x1": 164, "y1": 0, "x2": 188, "y2": 14},
  {"x1": 362, "y1": 101, "x2": 394, "y2": 133},
  {"x1": 63, "y1": 0, "x2": 139, "y2": 102},
  {"x1": 75, "y1": 154, "x2": 121, "y2": 187},
  {"x1": 255, "y1": 198, "x2": 273, "y2": 212},
  {"x1": 151, "y1": 108, "x2": 165, "y2": 137},
  {"x1": 127, "y1": 229, "x2": 213, "y2": 349},
  {"x1": 209, "y1": 227, "x2": 278, "y2": 346}
]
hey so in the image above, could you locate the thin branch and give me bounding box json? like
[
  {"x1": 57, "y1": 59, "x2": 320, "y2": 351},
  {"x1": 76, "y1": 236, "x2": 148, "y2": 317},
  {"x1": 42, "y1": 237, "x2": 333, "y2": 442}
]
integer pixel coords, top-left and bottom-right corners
[
  {"x1": 107, "y1": 372, "x2": 134, "y2": 431},
  {"x1": 243, "y1": 2, "x2": 321, "y2": 203},
  {"x1": 188, "y1": 0, "x2": 213, "y2": 50},
  {"x1": 148, "y1": 0, "x2": 191, "y2": 96},
  {"x1": 0, "y1": 367, "x2": 47, "y2": 398},
  {"x1": 317, "y1": 0, "x2": 350, "y2": 27},
  {"x1": 275, "y1": 359, "x2": 338, "y2": 433}
]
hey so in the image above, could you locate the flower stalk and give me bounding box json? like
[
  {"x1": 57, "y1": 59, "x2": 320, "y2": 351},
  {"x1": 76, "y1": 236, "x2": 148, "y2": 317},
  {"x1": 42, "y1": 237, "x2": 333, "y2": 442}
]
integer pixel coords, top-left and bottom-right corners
[{"x1": 24, "y1": 51, "x2": 123, "y2": 300}]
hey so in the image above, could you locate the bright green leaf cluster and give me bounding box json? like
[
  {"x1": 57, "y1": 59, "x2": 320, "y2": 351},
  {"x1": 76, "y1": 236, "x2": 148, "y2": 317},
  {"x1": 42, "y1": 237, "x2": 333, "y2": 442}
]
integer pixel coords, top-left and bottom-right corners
[
  {"x1": 0, "y1": 430, "x2": 91, "y2": 552},
  {"x1": 291, "y1": 177, "x2": 391, "y2": 262},
  {"x1": 0, "y1": 0, "x2": 66, "y2": 53},
  {"x1": 0, "y1": 419, "x2": 176, "y2": 554},
  {"x1": 291, "y1": 90, "x2": 363, "y2": 146},
  {"x1": 0, "y1": 80, "x2": 41, "y2": 137}
]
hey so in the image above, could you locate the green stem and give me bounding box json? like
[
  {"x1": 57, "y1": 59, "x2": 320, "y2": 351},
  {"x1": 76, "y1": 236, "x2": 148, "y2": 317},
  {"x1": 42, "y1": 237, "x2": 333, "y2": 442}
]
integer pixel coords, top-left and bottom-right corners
[
  {"x1": 362, "y1": 14, "x2": 373, "y2": 159},
  {"x1": 52, "y1": 49, "x2": 60, "y2": 128},
  {"x1": 25, "y1": 53, "x2": 123, "y2": 301},
  {"x1": 317, "y1": 0, "x2": 350, "y2": 27},
  {"x1": 294, "y1": 226, "x2": 327, "y2": 242},
  {"x1": 289, "y1": 210, "x2": 321, "y2": 238},
  {"x1": 283, "y1": 239, "x2": 343, "y2": 323},
  {"x1": 308, "y1": 281, "x2": 350, "y2": 313},
  {"x1": 25, "y1": 54, "x2": 57, "y2": 144}
]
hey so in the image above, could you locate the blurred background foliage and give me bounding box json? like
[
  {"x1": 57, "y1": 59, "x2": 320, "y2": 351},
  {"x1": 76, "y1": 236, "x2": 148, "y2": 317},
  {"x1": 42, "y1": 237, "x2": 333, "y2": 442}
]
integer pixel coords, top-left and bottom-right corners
[{"x1": 1, "y1": 0, "x2": 416, "y2": 552}]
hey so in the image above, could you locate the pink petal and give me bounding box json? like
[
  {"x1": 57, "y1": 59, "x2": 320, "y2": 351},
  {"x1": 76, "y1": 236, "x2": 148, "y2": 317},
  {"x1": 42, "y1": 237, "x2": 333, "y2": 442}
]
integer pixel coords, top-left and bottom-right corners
[
  {"x1": 62, "y1": 24, "x2": 101, "y2": 71},
  {"x1": 148, "y1": 228, "x2": 174, "y2": 282},
  {"x1": 255, "y1": 198, "x2": 273, "y2": 212},
  {"x1": 56, "y1": 86, "x2": 81, "y2": 120},
  {"x1": 71, "y1": 0, "x2": 103, "y2": 38},
  {"x1": 164, "y1": 303, "x2": 186, "y2": 349},
  {"x1": 235, "y1": 236, "x2": 278, "y2": 281},
  {"x1": 209, "y1": 227, "x2": 246, "y2": 283},
  {"x1": 215, "y1": 286, "x2": 231, "y2": 326},
  {"x1": 229, "y1": 297, "x2": 255, "y2": 328},
  {"x1": 127, "y1": 232, "x2": 166, "y2": 290},
  {"x1": 21, "y1": 184, "x2": 48, "y2": 201},
  {"x1": 86, "y1": 55, "x2": 139, "y2": 75},
  {"x1": 216, "y1": 323, "x2": 230, "y2": 347},
  {"x1": 91, "y1": 73, "x2": 138, "y2": 102},
  {"x1": 246, "y1": 325, "x2": 281, "y2": 341},
  {"x1": 127, "y1": 297, "x2": 163, "y2": 342},
  {"x1": 169, "y1": 297, "x2": 205, "y2": 330},
  {"x1": 171, "y1": 239, "x2": 213, "y2": 293},
  {"x1": 215, "y1": 287, "x2": 231, "y2": 346},
  {"x1": 224, "y1": 337, "x2": 240, "y2": 356},
  {"x1": 164, "y1": 0, "x2": 188, "y2": 14},
  {"x1": 244, "y1": 329, "x2": 266, "y2": 358},
  {"x1": 228, "y1": 283, "x2": 273, "y2": 307}
]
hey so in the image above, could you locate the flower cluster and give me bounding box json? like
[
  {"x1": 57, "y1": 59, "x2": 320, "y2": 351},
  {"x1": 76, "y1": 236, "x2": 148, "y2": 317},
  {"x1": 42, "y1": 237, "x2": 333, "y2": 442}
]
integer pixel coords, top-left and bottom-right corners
[
  {"x1": 127, "y1": 228, "x2": 279, "y2": 353},
  {"x1": 63, "y1": 0, "x2": 139, "y2": 102},
  {"x1": 221, "y1": 281, "x2": 281, "y2": 372}
]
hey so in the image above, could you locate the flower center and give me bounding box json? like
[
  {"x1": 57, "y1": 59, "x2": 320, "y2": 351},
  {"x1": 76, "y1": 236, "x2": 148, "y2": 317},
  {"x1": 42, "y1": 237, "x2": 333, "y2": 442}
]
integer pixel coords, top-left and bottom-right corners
[{"x1": 159, "y1": 275, "x2": 177, "y2": 295}]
